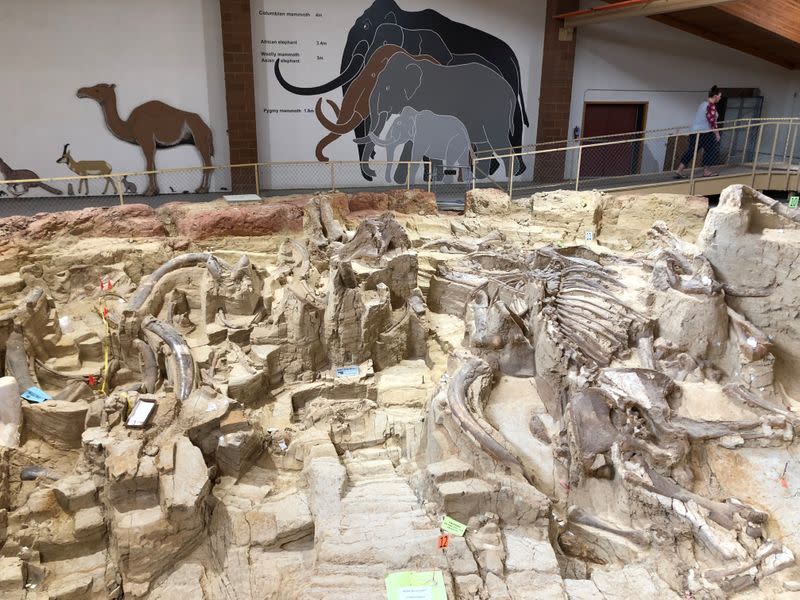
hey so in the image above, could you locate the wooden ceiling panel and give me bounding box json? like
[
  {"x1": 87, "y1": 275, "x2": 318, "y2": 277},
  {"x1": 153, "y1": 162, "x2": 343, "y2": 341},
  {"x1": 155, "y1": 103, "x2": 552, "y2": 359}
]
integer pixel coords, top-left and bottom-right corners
[
  {"x1": 718, "y1": 0, "x2": 800, "y2": 46},
  {"x1": 600, "y1": 0, "x2": 800, "y2": 69}
]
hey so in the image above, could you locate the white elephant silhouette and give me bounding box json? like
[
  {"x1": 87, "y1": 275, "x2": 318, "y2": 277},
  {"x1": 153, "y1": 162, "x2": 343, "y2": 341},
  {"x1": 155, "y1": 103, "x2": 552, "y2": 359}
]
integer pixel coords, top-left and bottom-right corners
[{"x1": 367, "y1": 106, "x2": 472, "y2": 184}]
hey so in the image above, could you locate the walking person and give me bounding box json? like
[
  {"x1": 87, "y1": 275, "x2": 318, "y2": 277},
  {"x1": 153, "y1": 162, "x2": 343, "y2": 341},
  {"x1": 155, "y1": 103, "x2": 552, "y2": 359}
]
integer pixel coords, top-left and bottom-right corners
[{"x1": 675, "y1": 86, "x2": 723, "y2": 178}]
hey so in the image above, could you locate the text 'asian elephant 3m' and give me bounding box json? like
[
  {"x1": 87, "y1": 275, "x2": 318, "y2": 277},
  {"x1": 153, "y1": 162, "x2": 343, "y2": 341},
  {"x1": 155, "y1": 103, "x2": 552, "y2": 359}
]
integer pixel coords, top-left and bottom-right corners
[
  {"x1": 364, "y1": 53, "x2": 517, "y2": 178},
  {"x1": 273, "y1": 0, "x2": 528, "y2": 180}
]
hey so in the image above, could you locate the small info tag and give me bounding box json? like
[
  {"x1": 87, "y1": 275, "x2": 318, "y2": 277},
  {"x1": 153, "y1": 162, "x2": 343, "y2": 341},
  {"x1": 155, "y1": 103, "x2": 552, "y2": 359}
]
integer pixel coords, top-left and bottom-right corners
[
  {"x1": 21, "y1": 387, "x2": 51, "y2": 404},
  {"x1": 789, "y1": 195, "x2": 799, "y2": 209},
  {"x1": 440, "y1": 516, "x2": 467, "y2": 536},
  {"x1": 385, "y1": 571, "x2": 446, "y2": 600},
  {"x1": 335, "y1": 365, "x2": 359, "y2": 377}
]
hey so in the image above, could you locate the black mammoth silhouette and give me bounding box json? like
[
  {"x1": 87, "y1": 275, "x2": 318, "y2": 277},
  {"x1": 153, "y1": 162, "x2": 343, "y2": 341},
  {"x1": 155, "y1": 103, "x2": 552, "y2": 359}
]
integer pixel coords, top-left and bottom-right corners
[{"x1": 274, "y1": 0, "x2": 528, "y2": 180}]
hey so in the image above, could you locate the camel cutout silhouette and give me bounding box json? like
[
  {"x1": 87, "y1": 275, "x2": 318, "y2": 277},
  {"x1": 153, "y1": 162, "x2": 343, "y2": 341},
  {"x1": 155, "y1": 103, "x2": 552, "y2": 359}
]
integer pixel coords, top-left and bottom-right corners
[{"x1": 77, "y1": 83, "x2": 214, "y2": 196}]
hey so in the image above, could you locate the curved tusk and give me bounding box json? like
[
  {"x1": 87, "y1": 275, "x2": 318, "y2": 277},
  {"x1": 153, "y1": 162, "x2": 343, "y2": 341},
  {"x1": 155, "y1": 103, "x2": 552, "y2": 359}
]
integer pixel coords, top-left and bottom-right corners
[{"x1": 142, "y1": 317, "x2": 195, "y2": 402}]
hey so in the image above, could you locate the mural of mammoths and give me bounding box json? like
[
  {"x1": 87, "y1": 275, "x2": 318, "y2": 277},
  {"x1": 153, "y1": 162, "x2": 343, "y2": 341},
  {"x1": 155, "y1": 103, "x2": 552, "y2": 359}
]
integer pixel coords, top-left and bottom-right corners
[
  {"x1": 359, "y1": 106, "x2": 471, "y2": 184},
  {"x1": 0, "y1": 157, "x2": 62, "y2": 196},
  {"x1": 56, "y1": 144, "x2": 114, "y2": 195},
  {"x1": 313, "y1": 27, "x2": 498, "y2": 155},
  {"x1": 314, "y1": 44, "x2": 438, "y2": 169},
  {"x1": 368, "y1": 23, "x2": 503, "y2": 77},
  {"x1": 364, "y1": 54, "x2": 518, "y2": 177},
  {"x1": 77, "y1": 83, "x2": 214, "y2": 196},
  {"x1": 121, "y1": 176, "x2": 137, "y2": 194},
  {"x1": 274, "y1": 0, "x2": 528, "y2": 178}
]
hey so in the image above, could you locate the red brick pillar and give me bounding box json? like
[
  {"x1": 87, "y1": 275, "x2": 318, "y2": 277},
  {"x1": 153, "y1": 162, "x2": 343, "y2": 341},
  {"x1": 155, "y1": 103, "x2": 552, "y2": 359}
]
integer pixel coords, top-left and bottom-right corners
[
  {"x1": 220, "y1": 0, "x2": 258, "y2": 190},
  {"x1": 535, "y1": 0, "x2": 579, "y2": 184}
]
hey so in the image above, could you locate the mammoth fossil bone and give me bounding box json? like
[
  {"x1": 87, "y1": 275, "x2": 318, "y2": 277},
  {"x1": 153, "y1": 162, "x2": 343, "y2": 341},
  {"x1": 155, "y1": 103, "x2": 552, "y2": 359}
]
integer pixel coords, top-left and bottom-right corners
[
  {"x1": 142, "y1": 316, "x2": 195, "y2": 401},
  {"x1": 127, "y1": 253, "x2": 210, "y2": 313},
  {"x1": 446, "y1": 356, "x2": 530, "y2": 481}
]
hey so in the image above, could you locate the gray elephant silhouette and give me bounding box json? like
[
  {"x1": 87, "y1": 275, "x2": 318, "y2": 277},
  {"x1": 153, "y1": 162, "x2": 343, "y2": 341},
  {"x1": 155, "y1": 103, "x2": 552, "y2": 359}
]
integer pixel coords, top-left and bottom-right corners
[
  {"x1": 362, "y1": 53, "x2": 520, "y2": 178},
  {"x1": 362, "y1": 106, "x2": 471, "y2": 184},
  {"x1": 370, "y1": 23, "x2": 503, "y2": 78},
  {"x1": 274, "y1": 0, "x2": 528, "y2": 180}
]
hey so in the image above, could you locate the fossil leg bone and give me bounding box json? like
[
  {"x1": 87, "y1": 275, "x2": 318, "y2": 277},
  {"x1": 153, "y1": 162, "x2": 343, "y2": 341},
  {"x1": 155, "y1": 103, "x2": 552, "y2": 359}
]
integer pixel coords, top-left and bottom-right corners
[
  {"x1": 566, "y1": 506, "x2": 651, "y2": 546},
  {"x1": 725, "y1": 384, "x2": 800, "y2": 428}
]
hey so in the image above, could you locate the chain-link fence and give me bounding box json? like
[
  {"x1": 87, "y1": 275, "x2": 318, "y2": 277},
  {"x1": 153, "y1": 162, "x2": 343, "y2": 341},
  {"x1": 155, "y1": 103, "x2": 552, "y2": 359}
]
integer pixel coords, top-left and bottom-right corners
[
  {"x1": 0, "y1": 160, "x2": 436, "y2": 219},
  {"x1": 2, "y1": 118, "x2": 798, "y2": 218}
]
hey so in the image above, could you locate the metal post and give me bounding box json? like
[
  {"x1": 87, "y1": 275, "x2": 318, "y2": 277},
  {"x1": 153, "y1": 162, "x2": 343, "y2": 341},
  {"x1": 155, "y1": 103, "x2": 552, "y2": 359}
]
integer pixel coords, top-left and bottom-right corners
[
  {"x1": 116, "y1": 176, "x2": 124, "y2": 206},
  {"x1": 575, "y1": 146, "x2": 583, "y2": 191},
  {"x1": 767, "y1": 122, "x2": 780, "y2": 189},
  {"x1": 742, "y1": 119, "x2": 752, "y2": 164},
  {"x1": 671, "y1": 133, "x2": 679, "y2": 170},
  {"x1": 426, "y1": 161, "x2": 432, "y2": 193},
  {"x1": 254, "y1": 165, "x2": 260, "y2": 196},
  {"x1": 330, "y1": 163, "x2": 335, "y2": 191},
  {"x1": 785, "y1": 123, "x2": 798, "y2": 190},
  {"x1": 471, "y1": 155, "x2": 477, "y2": 191},
  {"x1": 727, "y1": 123, "x2": 736, "y2": 165},
  {"x1": 783, "y1": 121, "x2": 792, "y2": 163},
  {"x1": 688, "y1": 133, "x2": 701, "y2": 195},
  {"x1": 750, "y1": 125, "x2": 764, "y2": 188},
  {"x1": 508, "y1": 155, "x2": 515, "y2": 199}
]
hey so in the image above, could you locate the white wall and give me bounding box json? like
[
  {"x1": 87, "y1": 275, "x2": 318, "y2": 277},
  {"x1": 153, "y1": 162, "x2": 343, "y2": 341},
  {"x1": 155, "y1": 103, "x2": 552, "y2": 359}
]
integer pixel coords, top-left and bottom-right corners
[
  {"x1": 569, "y1": 2, "x2": 800, "y2": 173},
  {"x1": 0, "y1": 0, "x2": 228, "y2": 189},
  {"x1": 251, "y1": 0, "x2": 546, "y2": 187}
]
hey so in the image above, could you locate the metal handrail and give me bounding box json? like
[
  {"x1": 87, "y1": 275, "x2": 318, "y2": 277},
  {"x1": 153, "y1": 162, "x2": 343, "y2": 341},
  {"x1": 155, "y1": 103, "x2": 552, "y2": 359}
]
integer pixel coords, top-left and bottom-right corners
[
  {"x1": 471, "y1": 117, "x2": 800, "y2": 196},
  {"x1": 473, "y1": 116, "x2": 777, "y2": 157},
  {"x1": 0, "y1": 159, "x2": 430, "y2": 187},
  {"x1": 2, "y1": 118, "x2": 799, "y2": 209},
  {"x1": 473, "y1": 118, "x2": 800, "y2": 163}
]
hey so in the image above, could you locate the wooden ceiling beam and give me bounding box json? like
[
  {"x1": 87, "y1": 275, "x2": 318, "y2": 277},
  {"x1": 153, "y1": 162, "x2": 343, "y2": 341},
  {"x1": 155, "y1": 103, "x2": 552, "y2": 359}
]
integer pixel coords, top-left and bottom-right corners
[
  {"x1": 559, "y1": 0, "x2": 735, "y2": 28},
  {"x1": 651, "y1": 13, "x2": 799, "y2": 69},
  {"x1": 717, "y1": 0, "x2": 800, "y2": 47}
]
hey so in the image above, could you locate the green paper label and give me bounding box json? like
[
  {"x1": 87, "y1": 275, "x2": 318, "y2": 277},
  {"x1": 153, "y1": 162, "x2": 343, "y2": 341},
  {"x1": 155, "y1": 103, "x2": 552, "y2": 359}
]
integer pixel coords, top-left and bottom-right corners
[
  {"x1": 789, "y1": 195, "x2": 799, "y2": 209},
  {"x1": 385, "y1": 571, "x2": 447, "y2": 600},
  {"x1": 440, "y1": 515, "x2": 467, "y2": 536}
]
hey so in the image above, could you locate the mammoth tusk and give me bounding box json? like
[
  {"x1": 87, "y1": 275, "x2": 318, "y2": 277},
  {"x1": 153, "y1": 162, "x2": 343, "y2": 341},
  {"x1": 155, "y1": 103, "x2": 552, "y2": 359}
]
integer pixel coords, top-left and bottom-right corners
[
  {"x1": 325, "y1": 99, "x2": 341, "y2": 119},
  {"x1": 447, "y1": 356, "x2": 531, "y2": 481},
  {"x1": 132, "y1": 338, "x2": 159, "y2": 394},
  {"x1": 142, "y1": 317, "x2": 195, "y2": 402},
  {"x1": 315, "y1": 97, "x2": 363, "y2": 135},
  {"x1": 274, "y1": 53, "x2": 364, "y2": 96},
  {"x1": 316, "y1": 132, "x2": 340, "y2": 162},
  {"x1": 127, "y1": 253, "x2": 210, "y2": 313}
]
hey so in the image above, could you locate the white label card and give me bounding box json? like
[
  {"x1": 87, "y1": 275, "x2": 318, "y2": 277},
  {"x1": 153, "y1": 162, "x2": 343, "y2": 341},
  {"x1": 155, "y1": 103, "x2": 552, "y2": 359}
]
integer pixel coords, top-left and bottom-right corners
[{"x1": 397, "y1": 587, "x2": 433, "y2": 600}]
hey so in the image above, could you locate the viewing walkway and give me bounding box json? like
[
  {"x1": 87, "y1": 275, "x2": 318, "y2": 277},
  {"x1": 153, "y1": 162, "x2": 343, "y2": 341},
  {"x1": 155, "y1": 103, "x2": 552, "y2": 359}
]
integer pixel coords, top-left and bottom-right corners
[{"x1": 1, "y1": 117, "x2": 798, "y2": 218}]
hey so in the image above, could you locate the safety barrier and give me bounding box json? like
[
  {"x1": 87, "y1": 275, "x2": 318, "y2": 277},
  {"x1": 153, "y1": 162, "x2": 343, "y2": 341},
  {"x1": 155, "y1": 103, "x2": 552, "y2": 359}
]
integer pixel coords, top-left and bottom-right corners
[
  {"x1": 471, "y1": 118, "x2": 800, "y2": 201},
  {"x1": 2, "y1": 118, "x2": 799, "y2": 217},
  {"x1": 0, "y1": 160, "x2": 434, "y2": 218}
]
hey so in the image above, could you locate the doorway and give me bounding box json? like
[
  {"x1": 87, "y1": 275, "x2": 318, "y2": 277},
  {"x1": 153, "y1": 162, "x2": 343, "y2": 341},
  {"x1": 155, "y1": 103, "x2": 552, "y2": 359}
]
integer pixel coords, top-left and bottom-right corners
[{"x1": 580, "y1": 102, "x2": 648, "y2": 178}]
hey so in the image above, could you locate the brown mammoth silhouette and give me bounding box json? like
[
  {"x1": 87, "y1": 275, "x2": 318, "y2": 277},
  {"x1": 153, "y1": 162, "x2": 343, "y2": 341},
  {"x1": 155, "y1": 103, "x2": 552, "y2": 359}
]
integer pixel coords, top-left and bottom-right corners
[
  {"x1": 314, "y1": 45, "x2": 438, "y2": 166},
  {"x1": 77, "y1": 83, "x2": 214, "y2": 196}
]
